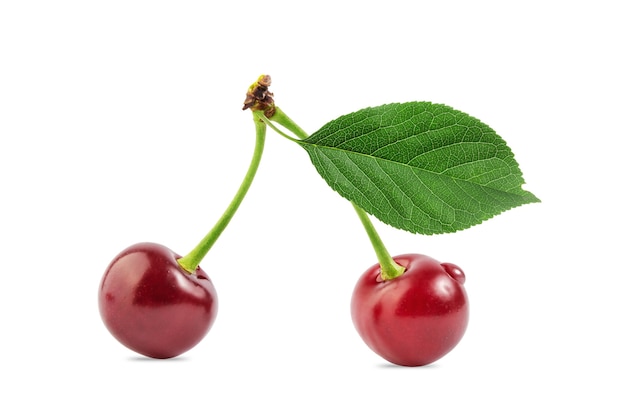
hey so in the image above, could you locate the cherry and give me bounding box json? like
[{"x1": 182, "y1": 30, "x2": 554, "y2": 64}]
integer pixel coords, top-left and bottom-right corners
[
  {"x1": 345, "y1": 202, "x2": 469, "y2": 366},
  {"x1": 99, "y1": 242, "x2": 217, "y2": 359},
  {"x1": 98, "y1": 76, "x2": 273, "y2": 358},
  {"x1": 351, "y1": 253, "x2": 469, "y2": 366}
]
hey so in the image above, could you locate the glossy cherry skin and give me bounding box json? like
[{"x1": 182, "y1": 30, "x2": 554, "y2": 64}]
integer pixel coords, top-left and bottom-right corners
[
  {"x1": 98, "y1": 242, "x2": 218, "y2": 359},
  {"x1": 351, "y1": 253, "x2": 468, "y2": 366}
]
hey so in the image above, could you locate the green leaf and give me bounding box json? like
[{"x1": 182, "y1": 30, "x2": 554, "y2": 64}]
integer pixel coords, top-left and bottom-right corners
[{"x1": 298, "y1": 102, "x2": 540, "y2": 235}]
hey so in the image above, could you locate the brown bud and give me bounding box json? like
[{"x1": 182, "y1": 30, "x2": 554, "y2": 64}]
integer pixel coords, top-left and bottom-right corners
[{"x1": 242, "y1": 74, "x2": 276, "y2": 118}]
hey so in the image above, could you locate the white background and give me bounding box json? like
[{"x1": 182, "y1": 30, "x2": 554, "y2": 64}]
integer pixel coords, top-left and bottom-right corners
[{"x1": 1, "y1": 0, "x2": 624, "y2": 415}]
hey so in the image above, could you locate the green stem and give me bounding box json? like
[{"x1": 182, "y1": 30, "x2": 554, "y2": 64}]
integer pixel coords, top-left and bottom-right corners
[
  {"x1": 177, "y1": 114, "x2": 266, "y2": 273},
  {"x1": 352, "y1": 203, "x2": 406, "y2": 280},
  {"x1": 270, "y1": 107, "x2": 309, "y2": 140},
  {"x1": 267, "y1": 107, "x2": 406, "y2": 280}
]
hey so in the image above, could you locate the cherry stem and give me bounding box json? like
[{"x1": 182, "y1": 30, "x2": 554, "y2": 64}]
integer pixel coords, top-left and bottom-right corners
[
  {"x1": 264, "y1": 107, "x2": 406, "y2": 280},
  {"x1": 351, "y1": 203, "x2": 406, "y2": 280},
  {"x1": 177, "y1": 114, "x2": 266, "y2": 273},
  {"x1": 270, "y1": 107, "x2": 309, "y2": 140}
]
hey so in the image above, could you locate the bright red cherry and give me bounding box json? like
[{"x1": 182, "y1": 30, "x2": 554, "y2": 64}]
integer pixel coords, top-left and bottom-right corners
[
  {"x1": 351, "y1": 253, "x2": 469, "y2": 366},
  {"x1": 98, "y1": 242, "x2": 218, "y2": 359}
]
